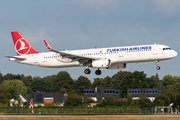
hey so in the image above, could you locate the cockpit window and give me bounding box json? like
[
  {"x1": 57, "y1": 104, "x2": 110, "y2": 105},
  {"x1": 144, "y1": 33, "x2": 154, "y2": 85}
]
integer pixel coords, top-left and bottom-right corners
[{"x1": 163, "y1": 48, "x2": 171, "y2": 50}]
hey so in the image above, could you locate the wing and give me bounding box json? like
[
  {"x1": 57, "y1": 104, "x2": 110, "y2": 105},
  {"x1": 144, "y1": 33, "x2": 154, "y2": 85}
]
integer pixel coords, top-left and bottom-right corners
[
  {"x1": 5, "y1": 56, "x2": 26, "y2": 60},
  {"x1": 43, "y1": 40, "x2": 101, "y2": 64}
]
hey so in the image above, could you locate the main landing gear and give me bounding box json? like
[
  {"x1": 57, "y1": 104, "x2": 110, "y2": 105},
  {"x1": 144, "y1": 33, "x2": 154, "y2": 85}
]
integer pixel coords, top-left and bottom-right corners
[
  {"x1": 155, "y1": 61, "x2": 160, "y2": 70},
  {"x1": 84, "y1": 67, "x2": 102, "y2": 75},
  {"x1": 84, "y1": 68, "x2": 91, "y2": 74},
  {"x1": 95, "y1": 68, "x2": 101, "y2": 75}
]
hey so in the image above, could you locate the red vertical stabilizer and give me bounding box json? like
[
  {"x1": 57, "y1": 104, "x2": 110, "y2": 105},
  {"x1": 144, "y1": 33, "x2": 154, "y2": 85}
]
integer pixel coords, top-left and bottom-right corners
[{"x1": 11, "y1": 31, "x2": 39, "y2": 56}]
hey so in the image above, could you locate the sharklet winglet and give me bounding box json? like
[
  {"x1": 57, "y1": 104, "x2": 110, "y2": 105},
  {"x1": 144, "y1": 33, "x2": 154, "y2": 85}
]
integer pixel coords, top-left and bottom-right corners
[{"x1": 43, "y1": 40, "x2": 51, "y2": 50}]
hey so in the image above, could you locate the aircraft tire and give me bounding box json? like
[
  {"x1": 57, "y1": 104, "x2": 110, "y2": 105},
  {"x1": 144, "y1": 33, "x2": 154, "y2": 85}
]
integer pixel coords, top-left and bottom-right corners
[
  {"x1": 84, "y1": 69, "x2": 91, "y2": 74},
  {"x1": 95, "y1": 69, "x2": 101, "y2": 75},
  {"x1": 156, "y1": 66, "x2": 160, "y2": 70}
]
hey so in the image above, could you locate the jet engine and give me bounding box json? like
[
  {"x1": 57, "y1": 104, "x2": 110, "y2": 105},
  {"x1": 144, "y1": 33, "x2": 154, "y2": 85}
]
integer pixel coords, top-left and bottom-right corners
[
  {"x1": 91, "y1": 59, "x2": 111, "y2": 68},
  {"x1": 106, "y1": 63, "x2": 126, "y2": 69}
]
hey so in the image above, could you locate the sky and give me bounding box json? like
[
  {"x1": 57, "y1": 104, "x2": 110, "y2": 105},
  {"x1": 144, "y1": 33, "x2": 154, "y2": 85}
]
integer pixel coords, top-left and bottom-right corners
[{"x1": 1, "y1": 0, "x2": 180, "y2": 81}]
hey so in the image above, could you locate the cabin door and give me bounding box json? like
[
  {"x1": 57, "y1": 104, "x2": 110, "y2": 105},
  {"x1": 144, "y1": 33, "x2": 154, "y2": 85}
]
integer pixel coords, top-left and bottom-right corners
[
  {"x1": 34, "y1": 55, "x2": 39, "y2": 64},
  {"x1": 153, "y1": 45, "x2": 158, "y2": 55},
  {"x1": 119, "y1": 51, "x2": 123, "y2": 57}
]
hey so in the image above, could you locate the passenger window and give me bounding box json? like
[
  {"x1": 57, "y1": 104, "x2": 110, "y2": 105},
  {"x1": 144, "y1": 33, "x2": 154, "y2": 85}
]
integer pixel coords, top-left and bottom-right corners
[
  {"x1": 152, "y1": 90, "x2": 154, "y2": 93},
  {"x1": 146, "y1": 90, "x2": 148, "y2": 93},
  {"x1": 135, "y1": 90, "x2": 137, "y2": 93},
  {"x1": 138, "y1": 90, "x2": 140, "y2": 93}
]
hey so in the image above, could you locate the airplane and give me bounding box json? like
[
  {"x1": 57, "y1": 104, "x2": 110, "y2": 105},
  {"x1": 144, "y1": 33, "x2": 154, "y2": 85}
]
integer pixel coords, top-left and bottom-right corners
[{"x1": 5, "y1": 31, "x2": 178, "y2": 75}]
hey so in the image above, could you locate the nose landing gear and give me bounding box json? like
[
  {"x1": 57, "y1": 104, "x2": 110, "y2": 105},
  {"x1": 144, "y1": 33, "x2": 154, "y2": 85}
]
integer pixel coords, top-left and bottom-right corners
[{"x1": 155, "y1": 61, "x2": 160, "y2": 70}]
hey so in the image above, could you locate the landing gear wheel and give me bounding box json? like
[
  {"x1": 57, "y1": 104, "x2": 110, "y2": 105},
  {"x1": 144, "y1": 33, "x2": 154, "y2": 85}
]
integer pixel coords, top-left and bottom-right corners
[
  {"x1": 84, "y1": 69, "x2": 91, "y2": 74},
  {"x1": 156, "y1": 66, "x2": 160, "y2": 70},
  {"x1": 95, "y1": 69, "x2": 102, "y2": 75},
  {"x1": 155, "y1": 61, "x2": 160, "y2": 70}
]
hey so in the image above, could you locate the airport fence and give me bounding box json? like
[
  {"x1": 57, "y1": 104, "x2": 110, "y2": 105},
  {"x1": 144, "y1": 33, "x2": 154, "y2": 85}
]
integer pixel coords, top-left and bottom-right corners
[{"x1": 0, "y1": 107, "x2": 155, "y2": 114}]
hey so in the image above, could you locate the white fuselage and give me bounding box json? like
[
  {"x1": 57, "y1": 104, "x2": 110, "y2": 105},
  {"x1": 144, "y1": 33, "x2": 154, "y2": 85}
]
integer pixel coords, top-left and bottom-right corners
[{"x1": 10, "y1": 44, "x2": 177, "y2": 69}]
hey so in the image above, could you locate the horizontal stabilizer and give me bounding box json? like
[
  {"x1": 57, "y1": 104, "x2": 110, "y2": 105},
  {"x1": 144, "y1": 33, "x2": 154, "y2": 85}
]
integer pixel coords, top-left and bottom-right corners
[{"x1": 4, "y1": 56, "x2": 26, "y2": 60}]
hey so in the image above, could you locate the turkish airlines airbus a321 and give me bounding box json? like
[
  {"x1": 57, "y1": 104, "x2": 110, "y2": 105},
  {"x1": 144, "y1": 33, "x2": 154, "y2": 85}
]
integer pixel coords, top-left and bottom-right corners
[{"x1": 5, "y1": 31, "x2": 178, "y2": 75}]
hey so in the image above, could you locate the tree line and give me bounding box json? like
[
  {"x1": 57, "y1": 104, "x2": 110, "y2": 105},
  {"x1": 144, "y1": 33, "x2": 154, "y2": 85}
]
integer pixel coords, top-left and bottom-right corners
[{"x1": 0, "y1": 70, "x2": 180, "y2": 108}]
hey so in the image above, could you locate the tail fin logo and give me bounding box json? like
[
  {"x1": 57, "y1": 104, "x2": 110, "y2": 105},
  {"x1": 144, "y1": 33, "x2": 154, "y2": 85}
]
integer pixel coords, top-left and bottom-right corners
[{"x1": 15, "y1": 38, "x2": 31, "y2": 55}]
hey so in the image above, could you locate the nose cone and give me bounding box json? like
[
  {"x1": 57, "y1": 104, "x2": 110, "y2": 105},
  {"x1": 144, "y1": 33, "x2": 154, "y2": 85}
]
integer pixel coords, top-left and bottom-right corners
[{"x1": 172, "y1": 50, "x2": 178, "y2": 58}]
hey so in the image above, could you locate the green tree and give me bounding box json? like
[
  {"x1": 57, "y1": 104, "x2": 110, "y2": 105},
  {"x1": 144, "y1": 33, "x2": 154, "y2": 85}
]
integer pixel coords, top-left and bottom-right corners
[
  {"x1": 2, "y1": 79, "x2": 27, "y2": 96},
  {"x1": 112, "y1": 71, "x2": 131, "y2": 88},
  {"x1": 31, "y1": 77, "x2": 49, "y2": 92},
  {"x1": 154, "y1": 99, "x2": 165, "y2": 106},
  {"x1": 22, "y1": 75, "x2": 34, "y2": 94},
  {"x1": 74, "y1": 76, "x2": 92, "y2": 93},
  {"x1": 45, "y1": 75, "x2": 58, "y2": 92},
  {"x1": 175, "y1": 94, "x2": 180, "y2": 107},
  {"x1": 22, "y1": 75, "x2": 33, "y2": 87},
  {"x1": 160, "y1": 75, "x2": 180, "y2": 95},
  {"x1": 3, "y1": 73, "x2": 16, "y2": 80},
  {"x1": 138, "y1": 97, "x2": 153, "y2": 109},
  {"x1": 0, "y1": 72, "x2": 3, "y2": 83},
  {"x1": 165, "y1": 92, "x2": 176, "y2": 104},
  {"x1": 161, "y1": 75, "x2": 177, "y2": 87},
  {"x1": 55, "y1": 71, "x2": 74, "y2": 93},
  {"x1": 68, "y1": 89, "x2": 82, "y2": 95},
  {"x1": 99, "y1": 95, "x2": 116, "y2": 107},
  {"x1": 14, "y1": 74, "x2": 24, "y2": 80},
  {"x1": 153, "y1": 95, "x2": 170, "y2": 106},
  {"x1": 127, "y1": 96, "x2": 133, "y2": 106},
  {"x1": 129, "y1": 102, "x2": 137, "y2": 107},
  {"x1": 59, "y1": 88, "x2": 67, "y2": 93},
  {"x1": 102, "y1": 76, "x2": 112, "y2": 88},
  {"x1": 116, "y1": 71, "x2": 156, "y2": 98},
  {"x1": 154, "y1": 73, "x2": 161, "y2": 89},
  {"x1": 0, "y1": 84, "x2": 9, "y2": 105},
  {"x1": 0, "y1": 80, "x2": 27, "y2": 106},
  {"x1": 116, "y1": 98, "x2": 128, "y2": 107},
  {"x1": 174, "y1": 81, "x2": 180, "y2": 94},
  {"x1": 84, "y1": 97, "x2": 95, "y2": 105},
  {"x1": 57, "y1": 71, "x2": 74, "y2": 85},
  {"x1": 64, "y1": 93, "x2": 82, "y2": 107},
  {"x1": 93, "y1": 78, "x2": 103, "y2": 88},
  {"x1": 163, "y1": 85, "x2": 176, "y2": 94}
]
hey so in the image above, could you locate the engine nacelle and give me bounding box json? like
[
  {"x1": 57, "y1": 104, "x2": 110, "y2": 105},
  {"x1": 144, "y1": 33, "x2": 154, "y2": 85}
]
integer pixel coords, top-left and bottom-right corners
[
  {"x1": 106, "y1": 63, "x2": 126, "y2": 69},
  {"x1": 92, "y1": 59, "x2": 110, "y2": 68}
]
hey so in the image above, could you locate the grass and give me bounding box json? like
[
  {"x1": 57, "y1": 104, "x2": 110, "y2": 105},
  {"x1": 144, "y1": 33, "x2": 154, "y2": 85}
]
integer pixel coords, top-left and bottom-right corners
[{"x1": 1, "y1": 117, "x2": 180, "y2": 120}]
